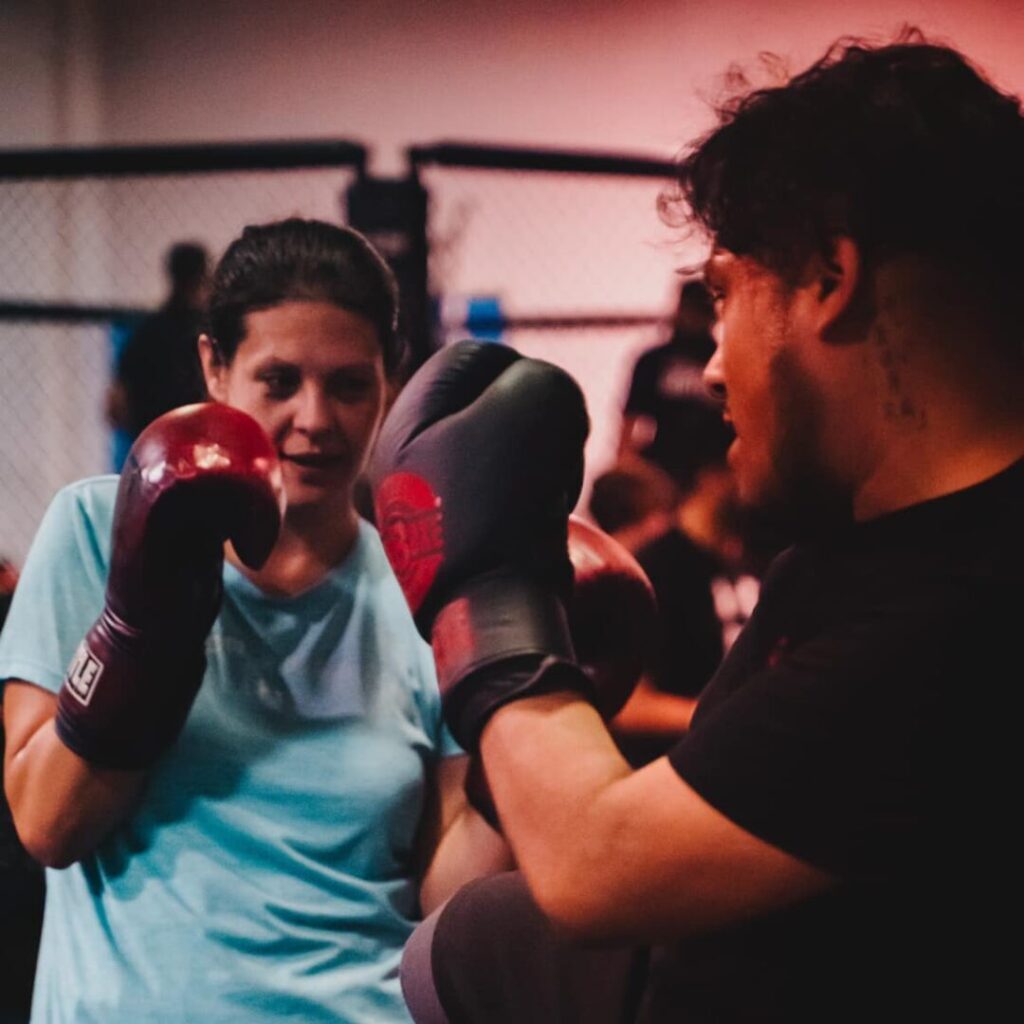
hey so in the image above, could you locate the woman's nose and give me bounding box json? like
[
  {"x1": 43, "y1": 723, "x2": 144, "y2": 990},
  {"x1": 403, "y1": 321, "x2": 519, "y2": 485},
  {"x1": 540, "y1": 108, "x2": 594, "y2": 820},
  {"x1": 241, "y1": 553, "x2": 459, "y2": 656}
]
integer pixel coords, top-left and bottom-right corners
[{"x1": 293, "y1": 383, "x2": 333, "y2": 434}]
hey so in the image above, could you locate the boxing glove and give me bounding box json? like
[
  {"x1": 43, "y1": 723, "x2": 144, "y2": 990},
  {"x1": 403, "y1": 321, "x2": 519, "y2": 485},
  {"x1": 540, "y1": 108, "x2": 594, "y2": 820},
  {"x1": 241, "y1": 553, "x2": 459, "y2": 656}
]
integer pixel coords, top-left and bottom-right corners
[
  {"x1": 565, "y1": 516, "x2": 657, "y2": 720},
  {"x1": 465, "y1": 517, "x2": 657, "y2": 828},
  {"x1": 368, "y1": 341, "x2": 590, "y2": 750},
  {"x1": 55, "y1": 403, "x2": 284, "y2": 769}
]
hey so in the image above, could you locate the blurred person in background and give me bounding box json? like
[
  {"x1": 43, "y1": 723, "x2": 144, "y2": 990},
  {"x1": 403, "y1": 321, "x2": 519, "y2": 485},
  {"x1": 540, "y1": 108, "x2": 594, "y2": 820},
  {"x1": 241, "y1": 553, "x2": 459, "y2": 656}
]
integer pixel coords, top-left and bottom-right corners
[
  {"x1": 619, "y1": 278, "x2": 733, "y2": 496},
  {"x1": 2, "y1": 219, "x2": 509, "y2": 1023},
  {"x1": 590, "y1": 455, "x2": 759, "y2": 765},
  {"x1": 1, "y1": 557, "x2": 45, "y2": 1024},
  {"x1": 0, "y1": 559, "x2": 18, "y2": 627},
  {"x1": 105, "y1": 241, "x2": 212, "y2": 445}
]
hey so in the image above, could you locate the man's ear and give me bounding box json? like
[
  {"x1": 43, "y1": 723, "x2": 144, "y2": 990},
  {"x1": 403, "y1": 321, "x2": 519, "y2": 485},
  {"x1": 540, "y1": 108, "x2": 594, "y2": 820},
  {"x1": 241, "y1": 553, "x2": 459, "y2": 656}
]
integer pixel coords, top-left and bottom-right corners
[
  {"x1": 197, "y1": 334, "x2": 227, "y2": 401},
  {"x1": 814, "y1": 236, "x2": 865, "y2": 340}
]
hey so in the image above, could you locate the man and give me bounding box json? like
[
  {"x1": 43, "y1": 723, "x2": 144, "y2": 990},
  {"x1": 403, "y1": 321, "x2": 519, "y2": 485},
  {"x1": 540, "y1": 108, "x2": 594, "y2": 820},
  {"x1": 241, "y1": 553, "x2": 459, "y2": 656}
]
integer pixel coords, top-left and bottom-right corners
[
  {"x1": 619, "y1": 279, "x2": 732, "y2": 495},
  {"x1": 106, "y1": 241, "x2": 210, "y2": 442},
  {"x1": 373, "y1": 33, "x2": 1023, "y2": 1022}
]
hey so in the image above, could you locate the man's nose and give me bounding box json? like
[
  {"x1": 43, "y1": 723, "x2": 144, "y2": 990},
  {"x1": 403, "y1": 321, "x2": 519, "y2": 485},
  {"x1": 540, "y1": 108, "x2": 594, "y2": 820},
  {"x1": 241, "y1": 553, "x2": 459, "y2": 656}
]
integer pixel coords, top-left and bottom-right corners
[{"x1": 703, "y1": 344, "x2": 726, "y2": 403}]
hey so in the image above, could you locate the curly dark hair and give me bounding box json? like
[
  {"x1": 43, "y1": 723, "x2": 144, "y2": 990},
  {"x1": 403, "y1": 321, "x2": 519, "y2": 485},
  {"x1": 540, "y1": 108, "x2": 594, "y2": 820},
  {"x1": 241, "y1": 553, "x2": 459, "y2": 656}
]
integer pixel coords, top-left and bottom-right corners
[
  {"x1": 666, "y1": 29, "x2": 1024, "y2": 300},
  {"x1": 206, "y1": 218, "x2": 401, "y2": 374}
]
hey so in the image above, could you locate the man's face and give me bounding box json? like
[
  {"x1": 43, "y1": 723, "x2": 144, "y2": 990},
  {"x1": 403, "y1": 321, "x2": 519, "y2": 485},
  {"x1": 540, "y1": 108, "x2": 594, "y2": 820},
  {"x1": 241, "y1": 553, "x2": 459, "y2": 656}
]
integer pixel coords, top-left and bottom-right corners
[{"x1": 703, "y1": 249, "x2": 852, "y2": 533}]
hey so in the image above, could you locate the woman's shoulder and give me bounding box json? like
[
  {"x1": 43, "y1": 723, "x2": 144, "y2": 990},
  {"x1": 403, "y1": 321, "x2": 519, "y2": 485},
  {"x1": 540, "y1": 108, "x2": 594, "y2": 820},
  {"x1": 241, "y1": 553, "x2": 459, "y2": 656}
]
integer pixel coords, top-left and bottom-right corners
[
  {"x1": 35, "y1": 476, "x2": 119, "y2": 557},
  {"x1": 52, "y1": 475, "x2": 119, "y2": 518},
  {"x1": 353, "y1": 518, "x2": 393, "y2": 579},
  {"x1": 354, "y1": 519, "x2": 431, "y2": 636}
]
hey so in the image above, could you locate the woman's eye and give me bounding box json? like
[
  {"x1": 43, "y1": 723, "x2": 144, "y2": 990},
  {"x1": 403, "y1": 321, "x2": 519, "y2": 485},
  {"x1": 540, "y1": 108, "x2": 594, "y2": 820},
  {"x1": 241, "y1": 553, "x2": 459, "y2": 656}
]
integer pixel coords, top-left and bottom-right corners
[
  {"x1": 329, "y1": 374, "x2": 375, "y2": 401},
  {"x1": 258, "y1": 370, "x2": 299, "y2": 398}
]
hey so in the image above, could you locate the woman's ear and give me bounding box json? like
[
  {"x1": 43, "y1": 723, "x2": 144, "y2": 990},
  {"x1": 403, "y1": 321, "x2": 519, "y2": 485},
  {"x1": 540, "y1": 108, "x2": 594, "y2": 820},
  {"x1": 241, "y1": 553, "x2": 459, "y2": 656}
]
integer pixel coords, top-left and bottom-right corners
[{"x1": 197, "y1": 334, "x2": 227, "y2": 402}]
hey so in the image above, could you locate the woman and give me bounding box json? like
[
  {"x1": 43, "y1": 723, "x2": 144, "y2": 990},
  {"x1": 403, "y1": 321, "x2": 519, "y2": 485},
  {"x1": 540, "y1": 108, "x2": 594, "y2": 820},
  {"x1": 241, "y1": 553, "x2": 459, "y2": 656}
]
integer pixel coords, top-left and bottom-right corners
[{"x1": 1, "y1": 219, "x2": 509, "y2": 1022}]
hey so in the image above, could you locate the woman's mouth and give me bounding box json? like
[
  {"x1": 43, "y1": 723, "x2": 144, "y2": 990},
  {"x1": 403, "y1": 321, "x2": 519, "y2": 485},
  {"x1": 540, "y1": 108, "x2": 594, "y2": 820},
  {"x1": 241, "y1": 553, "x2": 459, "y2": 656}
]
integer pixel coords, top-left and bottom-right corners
[{"x1": 281, "y1": 451, "x2": 348, "y2": 471}]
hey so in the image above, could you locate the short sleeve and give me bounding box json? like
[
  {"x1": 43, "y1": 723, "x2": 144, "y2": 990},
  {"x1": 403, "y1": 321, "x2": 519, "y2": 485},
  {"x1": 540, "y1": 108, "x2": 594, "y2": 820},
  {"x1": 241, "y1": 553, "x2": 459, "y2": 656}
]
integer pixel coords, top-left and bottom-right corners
[
  {"x1": 412, "y1": 635, "x2": 464, "y2": 760},
  {"x1": 436, "y1": 718, "x2": 464, "y2": 760},
  {"x1": 359, "y1": 518, "x2": 465, "y2": 762},
  {"x1": 0, "y1": 478, "x2": 116, "y2": 695},
  {"x1": 668, "y1": 589, "x2": 976, "y2": 881}
]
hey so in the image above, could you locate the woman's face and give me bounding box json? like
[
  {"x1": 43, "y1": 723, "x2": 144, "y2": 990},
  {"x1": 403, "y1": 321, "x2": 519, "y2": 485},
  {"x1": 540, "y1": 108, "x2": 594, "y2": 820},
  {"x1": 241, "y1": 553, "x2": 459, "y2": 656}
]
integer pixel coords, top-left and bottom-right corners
[{"x1": 201, "y1": 300, "x2": 388, "y2": 514}]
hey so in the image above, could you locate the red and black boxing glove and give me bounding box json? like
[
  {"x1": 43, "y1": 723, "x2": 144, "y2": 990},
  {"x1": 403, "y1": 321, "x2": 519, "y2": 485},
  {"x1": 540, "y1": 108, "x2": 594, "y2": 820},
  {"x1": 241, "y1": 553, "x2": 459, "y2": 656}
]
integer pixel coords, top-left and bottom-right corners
[
  {"x1": 55, "y1": 403, "x2": 284, "y2": 769},
  {"x1": 368, "y1": 341, "x2": 591, "y2": 751}
]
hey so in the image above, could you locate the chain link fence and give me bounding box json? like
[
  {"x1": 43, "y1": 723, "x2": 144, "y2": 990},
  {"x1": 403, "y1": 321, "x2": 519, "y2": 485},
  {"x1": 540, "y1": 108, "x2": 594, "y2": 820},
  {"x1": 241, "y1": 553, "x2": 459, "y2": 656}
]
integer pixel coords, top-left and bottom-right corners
[
  {"x1": 417, "y1": 145, "x2": 699, "y2": 509},
  {"x1": 0, "y1": 143, "x2": 365, "y2": 565},
  {"x1": 0, "y1": 141, "x2": 696, "y2": 566}
]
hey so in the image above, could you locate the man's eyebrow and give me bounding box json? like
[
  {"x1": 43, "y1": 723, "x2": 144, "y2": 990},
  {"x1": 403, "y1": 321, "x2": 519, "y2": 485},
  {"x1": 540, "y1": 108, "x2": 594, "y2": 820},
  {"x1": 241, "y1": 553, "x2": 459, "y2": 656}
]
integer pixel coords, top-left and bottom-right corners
[{"x1": 702, "y1": 249, "x2": 731, "y2": 286}]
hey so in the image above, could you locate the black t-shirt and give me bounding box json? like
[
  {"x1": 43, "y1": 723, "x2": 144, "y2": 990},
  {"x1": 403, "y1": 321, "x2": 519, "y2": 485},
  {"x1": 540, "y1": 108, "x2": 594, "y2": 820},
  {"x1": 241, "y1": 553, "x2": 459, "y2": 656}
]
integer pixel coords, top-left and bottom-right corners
[
  {"x1": 614, "y1": 529, "x2": 727, "y2": 767},
  {"x1": 636, "y1": 528, "x2": 724, "y2": 700},
  {"x1": 117, "y1": 303, "x2": 206, "y2": 436},
  {"x1": 624, "y1": 339, "x2": 731, "y2": 490},
  {"x1": 640, "y1": 459, "x2": 1023, "y2": 1022}
]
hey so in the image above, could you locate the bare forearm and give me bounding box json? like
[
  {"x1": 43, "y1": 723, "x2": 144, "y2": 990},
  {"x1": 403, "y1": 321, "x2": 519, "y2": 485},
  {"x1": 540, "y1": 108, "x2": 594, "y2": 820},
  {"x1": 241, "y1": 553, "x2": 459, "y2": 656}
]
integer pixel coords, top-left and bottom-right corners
[
  {"x1": 480, "y1": 693, "x2": 832, "y2": 942},
  {"x1": 5, "y1": 685, "x2": 146, "y2": 867},
  {"x1": 479, "y1": 694, "x2": 636, "y2": 932},
  {"x1": 419, "y1": 806, "x2": 514, "y2": 914},
  {"x1": 612, "y1": 681, "x2": 697, "y2": 734}
]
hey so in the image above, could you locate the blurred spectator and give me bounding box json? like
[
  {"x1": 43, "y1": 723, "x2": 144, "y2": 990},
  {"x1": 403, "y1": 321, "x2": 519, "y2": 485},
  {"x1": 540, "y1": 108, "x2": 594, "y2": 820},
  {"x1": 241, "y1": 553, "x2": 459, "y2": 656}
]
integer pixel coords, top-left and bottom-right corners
[
  {"x1": 105, "y1": 241, "x2": 211, "y2": 441},
  {"x1": 590, "y1": 459, "x2": 759, "y2": 765},
  {"x1": 1, "y1": 557, "x2": 44, "y2": 1024},
  {"x1": 0, "y1": 559, "x2": 17, "y2": 627},
  {"x1": 619, "y1": 279, "x2": 732, "y2": 493}
]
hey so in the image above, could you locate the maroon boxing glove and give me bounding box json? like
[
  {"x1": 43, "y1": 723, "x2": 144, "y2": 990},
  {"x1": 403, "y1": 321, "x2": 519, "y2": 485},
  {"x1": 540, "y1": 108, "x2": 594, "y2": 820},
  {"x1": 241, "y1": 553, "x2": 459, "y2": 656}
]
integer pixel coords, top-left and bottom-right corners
[
  {"x1": 55, "y1": 403, "x2": 284, "y2": 769},
  {"x1": 466, "y1": 516, "x2": 656, "y2": 829},
  {"x1": 565, "y1": 516, "x2": 657, "y2": 721}
]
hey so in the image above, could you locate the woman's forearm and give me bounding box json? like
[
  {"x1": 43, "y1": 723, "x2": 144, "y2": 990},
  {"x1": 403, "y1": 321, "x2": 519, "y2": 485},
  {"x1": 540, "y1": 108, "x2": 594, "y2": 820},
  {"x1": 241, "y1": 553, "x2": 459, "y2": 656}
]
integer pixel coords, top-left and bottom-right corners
[{"x1": 4, "y1": 682, "x2": 146, "y2": 867}]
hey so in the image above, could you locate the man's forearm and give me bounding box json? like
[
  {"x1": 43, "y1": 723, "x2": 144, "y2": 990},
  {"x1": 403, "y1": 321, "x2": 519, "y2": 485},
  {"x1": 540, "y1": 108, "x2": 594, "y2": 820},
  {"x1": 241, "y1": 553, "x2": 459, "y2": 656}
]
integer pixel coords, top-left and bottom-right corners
[
  {"x1": 479, "y1": 693, "x2": 635, "y2": 936},
  {"x1": 479, "y1": 691, "x2": 832, "y2": 942}
]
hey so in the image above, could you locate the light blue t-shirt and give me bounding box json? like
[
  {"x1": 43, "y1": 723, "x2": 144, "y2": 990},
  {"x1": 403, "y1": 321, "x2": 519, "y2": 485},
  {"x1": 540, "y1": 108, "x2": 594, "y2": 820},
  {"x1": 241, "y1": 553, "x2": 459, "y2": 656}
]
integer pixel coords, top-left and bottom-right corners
[{"x1": 0, "y1": 476, "x2": 460, "y2": 1024}]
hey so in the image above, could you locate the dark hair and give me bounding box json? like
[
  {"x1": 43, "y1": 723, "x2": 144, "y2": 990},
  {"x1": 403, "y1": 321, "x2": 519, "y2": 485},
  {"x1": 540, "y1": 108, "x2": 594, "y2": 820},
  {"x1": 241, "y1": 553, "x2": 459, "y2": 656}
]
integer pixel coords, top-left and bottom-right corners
[
  {"x1": 166, "y1": 242, "x2": 209, "y2": 290},
  {"x1": 206, "y1": 218, "x2": 401, "y2": 375},
  {"x1": 666, "y1": 30, "x2": 1024, "y2": 303}
]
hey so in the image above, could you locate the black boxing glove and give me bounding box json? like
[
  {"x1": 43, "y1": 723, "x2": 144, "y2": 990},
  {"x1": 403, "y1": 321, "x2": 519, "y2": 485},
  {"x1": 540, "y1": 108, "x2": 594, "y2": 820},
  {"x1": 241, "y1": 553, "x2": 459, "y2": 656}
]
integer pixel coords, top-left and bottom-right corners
[
  {"x1": 368, "y1": 341, "x2": 591, "y2": 750},
  {"x1": 464, "y1": 516, "x2": 657, "y2": 829},
  {"x1": 55, "y1": 403, "x2": 284, "y2": 769}
]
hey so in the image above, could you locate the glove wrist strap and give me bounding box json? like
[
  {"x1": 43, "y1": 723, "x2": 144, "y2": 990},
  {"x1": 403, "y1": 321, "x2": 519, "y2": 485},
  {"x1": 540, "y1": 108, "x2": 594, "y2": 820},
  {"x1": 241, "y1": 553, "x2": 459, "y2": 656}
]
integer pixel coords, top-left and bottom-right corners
[
  {"x1": 431, "y1": 574, "x2": 575, "y2": 695},
  {"x1": 55, "y1": 613, "x2": 206, "y2": 770}
]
